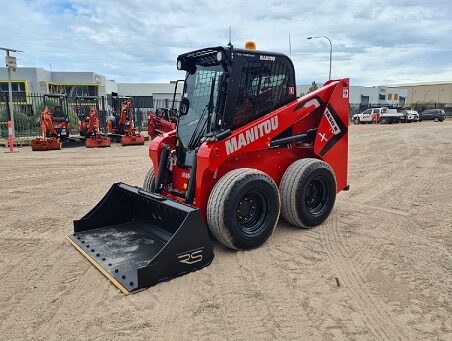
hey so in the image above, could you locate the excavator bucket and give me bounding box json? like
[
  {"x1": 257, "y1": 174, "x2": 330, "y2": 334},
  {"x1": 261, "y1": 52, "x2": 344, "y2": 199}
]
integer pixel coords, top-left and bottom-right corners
[
  {"x1": 120, "y1": 134, "x2": 145, "y2": 146},
  {"x1": 31, "y1": 137, "x2": 61, "y2": 151},
  {"x1": 67, "y1": 183, "x2": 214, "y2": 294},
  {"x1": 85, "y1": 135, "x2": 111, "y2": 148}
]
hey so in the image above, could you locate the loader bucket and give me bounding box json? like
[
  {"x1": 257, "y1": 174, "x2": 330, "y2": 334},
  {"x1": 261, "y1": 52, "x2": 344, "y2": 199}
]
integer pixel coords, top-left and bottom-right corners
[
  {"x1": 31, "y1": 137, "x2": 61, "y2": 151},
  {"x1": 67, "y1": 183, "x2": 214, "y2": 294},
  {"x1": 85, "y1": 135, "x2": 111, "y2": 148},
  {"x1": 120, "y1": 134, "x2": 145, "y2": 146}
]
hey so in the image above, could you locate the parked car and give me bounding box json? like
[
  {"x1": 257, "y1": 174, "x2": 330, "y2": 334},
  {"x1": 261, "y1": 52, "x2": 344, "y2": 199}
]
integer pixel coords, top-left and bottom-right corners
[
  {"x1": 352, "y1": 108, "x2": 375, "y2": 124},
  {"x1": 419, "y1": 109, "x2": 446, "y2": 122},
  {"x1": 404, "y1": 110, "x2": 419, "y2": 122}
]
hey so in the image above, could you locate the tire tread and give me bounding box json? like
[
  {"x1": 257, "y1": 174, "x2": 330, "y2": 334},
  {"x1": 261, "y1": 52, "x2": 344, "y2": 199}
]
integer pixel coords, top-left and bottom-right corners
[
  {"x1": 207, "y1": 168, "x2": 280, "y2": 250},
  {"x1": 280, "y1": 158, "x2": 335, "y2": 228}
]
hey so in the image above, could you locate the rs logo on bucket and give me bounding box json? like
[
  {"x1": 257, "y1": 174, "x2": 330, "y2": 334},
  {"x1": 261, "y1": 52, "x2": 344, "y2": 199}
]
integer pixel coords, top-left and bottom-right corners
[{"x1": 177, "y1": 247, "x2": 204, "y2": 265}]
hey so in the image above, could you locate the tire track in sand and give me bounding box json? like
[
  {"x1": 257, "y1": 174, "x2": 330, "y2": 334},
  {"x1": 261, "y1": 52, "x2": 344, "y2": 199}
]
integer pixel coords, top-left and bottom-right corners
[{"x1": 322, "y1": 213, "x2": 408, "y2": 340}]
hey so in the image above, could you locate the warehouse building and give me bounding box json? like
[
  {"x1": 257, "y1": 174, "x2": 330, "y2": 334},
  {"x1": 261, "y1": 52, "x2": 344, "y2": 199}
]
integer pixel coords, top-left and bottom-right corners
[
  {"x1": 0, "y1": 67, "x2": 182, "y2": 108},
  {"x1": 388, "y1": 81, "x2": 452, "y2": 113},
  {"x1": 0, "y1": 67, "x2": 108, "y2": 98},
  {"x1": 298, "y1": 84, "x2": 408, "y2": 115}
]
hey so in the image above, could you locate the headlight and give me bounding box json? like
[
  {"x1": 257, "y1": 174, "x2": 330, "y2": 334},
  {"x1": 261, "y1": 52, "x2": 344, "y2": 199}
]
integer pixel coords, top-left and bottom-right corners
[
  {"x1": 177, "y1": 60, "x2": 182, "y2": 70},
  {"x1": 216, "y1": 51, "x2": 223, "y2": 62}
]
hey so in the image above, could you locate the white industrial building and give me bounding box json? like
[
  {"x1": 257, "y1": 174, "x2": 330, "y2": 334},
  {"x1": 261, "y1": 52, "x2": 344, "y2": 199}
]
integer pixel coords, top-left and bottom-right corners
[
  {"x1": 0, "y1": 67, "x2": 183, "y2": 106},
  {"x1": 298, "y1": 84, "x2": 407, "y2": 114}
]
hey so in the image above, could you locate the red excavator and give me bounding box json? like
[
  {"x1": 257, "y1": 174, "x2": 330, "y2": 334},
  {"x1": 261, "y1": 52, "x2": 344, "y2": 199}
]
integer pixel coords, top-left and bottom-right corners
[
  {"x1": 69, "y1": 43, "x2": 350, "y2": 294},
  {"x1": 76, "y1": 96, "x2": 111, "y2": 148},
  {"x1": 106, "y1": 96, "x2": 145, "y2": 146},
  {"x1": 31, "y1": 106, "x2": 61, "y2": 151},
  {"x1": 147, "y1": 80, "x2": 183, "y2": 138},
  {"x1": 31, "y1": 94, "x2": 71, "y2": 151}
]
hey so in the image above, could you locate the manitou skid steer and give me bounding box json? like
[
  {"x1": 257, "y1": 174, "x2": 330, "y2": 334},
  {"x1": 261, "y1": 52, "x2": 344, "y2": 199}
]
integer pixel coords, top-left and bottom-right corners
[
  {"x1": 107, "y1": 96, "x2": 145, "y2": 146},
  {"x1": 147, "y1": 80, "x2": 183, "y2": 138},
  {"x1": 69, "y1": 43, "x2": 349, "y2": 294},
  {"x1": 76, "y1": 96, "x2": 111, "y2": 148},
  {"x1": 31, "y1": 94, "x2": 70, "y2": 151}
]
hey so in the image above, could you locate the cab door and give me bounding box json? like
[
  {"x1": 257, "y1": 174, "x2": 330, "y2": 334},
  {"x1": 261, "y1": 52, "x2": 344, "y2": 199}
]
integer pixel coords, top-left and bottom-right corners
[{"x1": 361, "y1": 109, "x2": 372, "y2": 121}]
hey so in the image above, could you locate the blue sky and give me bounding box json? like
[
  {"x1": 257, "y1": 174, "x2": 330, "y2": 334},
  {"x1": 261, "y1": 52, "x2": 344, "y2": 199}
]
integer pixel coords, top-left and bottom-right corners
[{"x1": 2, "y1": 0, "x2": 452, "y2": 85}]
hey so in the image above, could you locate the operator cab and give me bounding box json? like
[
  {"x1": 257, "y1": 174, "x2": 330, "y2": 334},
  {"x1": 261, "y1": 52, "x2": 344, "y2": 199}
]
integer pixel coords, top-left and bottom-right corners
[
  {"x1": 43, "y1": 94, "x2": 69, "y2": 123},
  {"x1": 176, "y1": 44, "x2": 296, "y2": 167},
  {"x1": 52, "y1": 106, "x2": 66, "y2": 122},
  {"x1": 75, "y1": 96, "x2": 99, "y2": 121}
]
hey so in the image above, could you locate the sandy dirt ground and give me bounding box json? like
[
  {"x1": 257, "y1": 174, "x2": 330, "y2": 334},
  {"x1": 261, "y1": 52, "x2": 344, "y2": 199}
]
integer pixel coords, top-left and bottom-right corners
[{"x1": 0, "y1": 121, "x2": 451, "y2": 341}]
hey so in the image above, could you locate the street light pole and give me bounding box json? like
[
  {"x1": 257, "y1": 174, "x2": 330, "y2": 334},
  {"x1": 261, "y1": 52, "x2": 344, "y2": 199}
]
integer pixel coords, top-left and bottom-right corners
[
  {"x1": 1, "y1": 47, "x2": 23, "y2": 139},
  {"x1": 307, "y1": 36, "x2": 332, "y2": 80}
]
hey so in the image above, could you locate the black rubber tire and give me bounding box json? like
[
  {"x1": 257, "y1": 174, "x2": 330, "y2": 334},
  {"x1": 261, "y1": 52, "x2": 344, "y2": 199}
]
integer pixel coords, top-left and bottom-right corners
[
  {"x1": 353, "y1": 117, "x2": 360, "y2": 125},
  {"x1": 280, "y1": 158, "x2": 336, "y2": 228},
  {"x1": 207, "y1": 168, "x2": 280, "y2": 250},
  {"x1": 143, "y1": 167, "x2": 156, "y2": 192}
]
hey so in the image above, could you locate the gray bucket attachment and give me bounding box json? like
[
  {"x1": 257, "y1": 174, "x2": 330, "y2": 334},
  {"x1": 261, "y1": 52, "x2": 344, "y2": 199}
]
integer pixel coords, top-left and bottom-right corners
[{"x1": 67, "y1": 183, "x2": 214, "y2": 294}]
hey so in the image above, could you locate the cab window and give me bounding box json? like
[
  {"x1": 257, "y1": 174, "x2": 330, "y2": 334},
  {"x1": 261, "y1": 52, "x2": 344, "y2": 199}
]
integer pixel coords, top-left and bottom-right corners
[{"x1": 233, "y1": 60, "x2": 291, "y2": 129}]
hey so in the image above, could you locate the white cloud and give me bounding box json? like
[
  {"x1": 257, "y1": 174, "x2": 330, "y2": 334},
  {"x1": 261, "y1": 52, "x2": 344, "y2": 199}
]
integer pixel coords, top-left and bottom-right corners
[{"x1": 1, "y1": 0, "x2": 451, "y2": 85}]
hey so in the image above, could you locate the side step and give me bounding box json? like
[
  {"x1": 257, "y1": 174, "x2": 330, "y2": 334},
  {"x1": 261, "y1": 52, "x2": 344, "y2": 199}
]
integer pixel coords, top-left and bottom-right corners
[{"x1": 68, "y1": 183, "x2": 214, "y2": 294}]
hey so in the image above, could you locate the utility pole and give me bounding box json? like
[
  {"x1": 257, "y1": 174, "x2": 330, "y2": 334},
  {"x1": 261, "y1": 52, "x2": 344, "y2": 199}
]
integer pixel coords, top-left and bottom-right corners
[
  {"x1": 289, "y1": 33, "x2": 292, "y2": 58},
  {"x1": 1, "y1": 47, "x2": 23, "y2": 139}
]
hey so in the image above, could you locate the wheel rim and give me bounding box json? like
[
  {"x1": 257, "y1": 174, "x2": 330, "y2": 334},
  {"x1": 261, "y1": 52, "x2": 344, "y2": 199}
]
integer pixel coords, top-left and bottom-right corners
[
  {"x1": 305, "y1": 176, "x2": 329, "y2": 216},
  {"x1": 236, "y1": 191, "x2": 267, "y2": 237}
]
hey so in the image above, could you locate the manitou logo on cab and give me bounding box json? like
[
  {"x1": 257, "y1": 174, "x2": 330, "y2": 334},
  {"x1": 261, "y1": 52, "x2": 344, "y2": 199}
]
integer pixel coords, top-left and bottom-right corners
[{"x1": 225, "y1": 116, "x2": 279, "y2": 155}]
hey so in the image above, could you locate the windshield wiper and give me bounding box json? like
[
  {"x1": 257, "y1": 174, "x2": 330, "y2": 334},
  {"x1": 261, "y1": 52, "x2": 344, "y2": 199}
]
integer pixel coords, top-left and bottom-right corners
[
  {"x1": 187, "y1": 105, "x2": 208, "y2": 149},
  {"x1": 187, "y1": 74, "x2": 217, "y2": 150}
]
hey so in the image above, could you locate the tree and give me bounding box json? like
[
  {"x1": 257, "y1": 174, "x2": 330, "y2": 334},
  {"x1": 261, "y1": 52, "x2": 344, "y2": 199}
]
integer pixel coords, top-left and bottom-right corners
[{"x1": 308, "y1": 81, "x2": 318, "y2": 93}]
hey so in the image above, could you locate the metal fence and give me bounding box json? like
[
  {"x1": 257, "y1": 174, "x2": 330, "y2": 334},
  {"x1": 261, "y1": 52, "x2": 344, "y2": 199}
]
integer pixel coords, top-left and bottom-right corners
[{"x1": 0, "y1": 94, "x2": 181, "y2": 139}]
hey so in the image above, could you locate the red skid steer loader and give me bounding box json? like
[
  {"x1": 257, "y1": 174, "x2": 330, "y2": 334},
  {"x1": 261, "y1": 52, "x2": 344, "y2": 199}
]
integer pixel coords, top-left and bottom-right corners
[
  {"x1": 147, "y1": 80, "x2": 183, "y2": 138},
  {"x1": 68, "y1": 43, "x2": 349, "y2": 294}
]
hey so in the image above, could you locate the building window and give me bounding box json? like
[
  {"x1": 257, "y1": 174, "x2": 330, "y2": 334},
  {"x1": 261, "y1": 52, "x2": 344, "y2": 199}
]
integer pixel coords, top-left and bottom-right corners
[
  {"x1": 0, "y1": 81, "x2": 27, "y2": 102},
  {"x1": 379, "y1": 94, "x2": 386, "y2": 101},
  {"x1": 387, "y1": 94, "x2": 393, "y2": 100},
  {"x1": 48, "y1": 84, "x2": 98, "y2": 96},
  {"x1": 393, "y1": 93, "x2": 399, "y2": 100}
]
